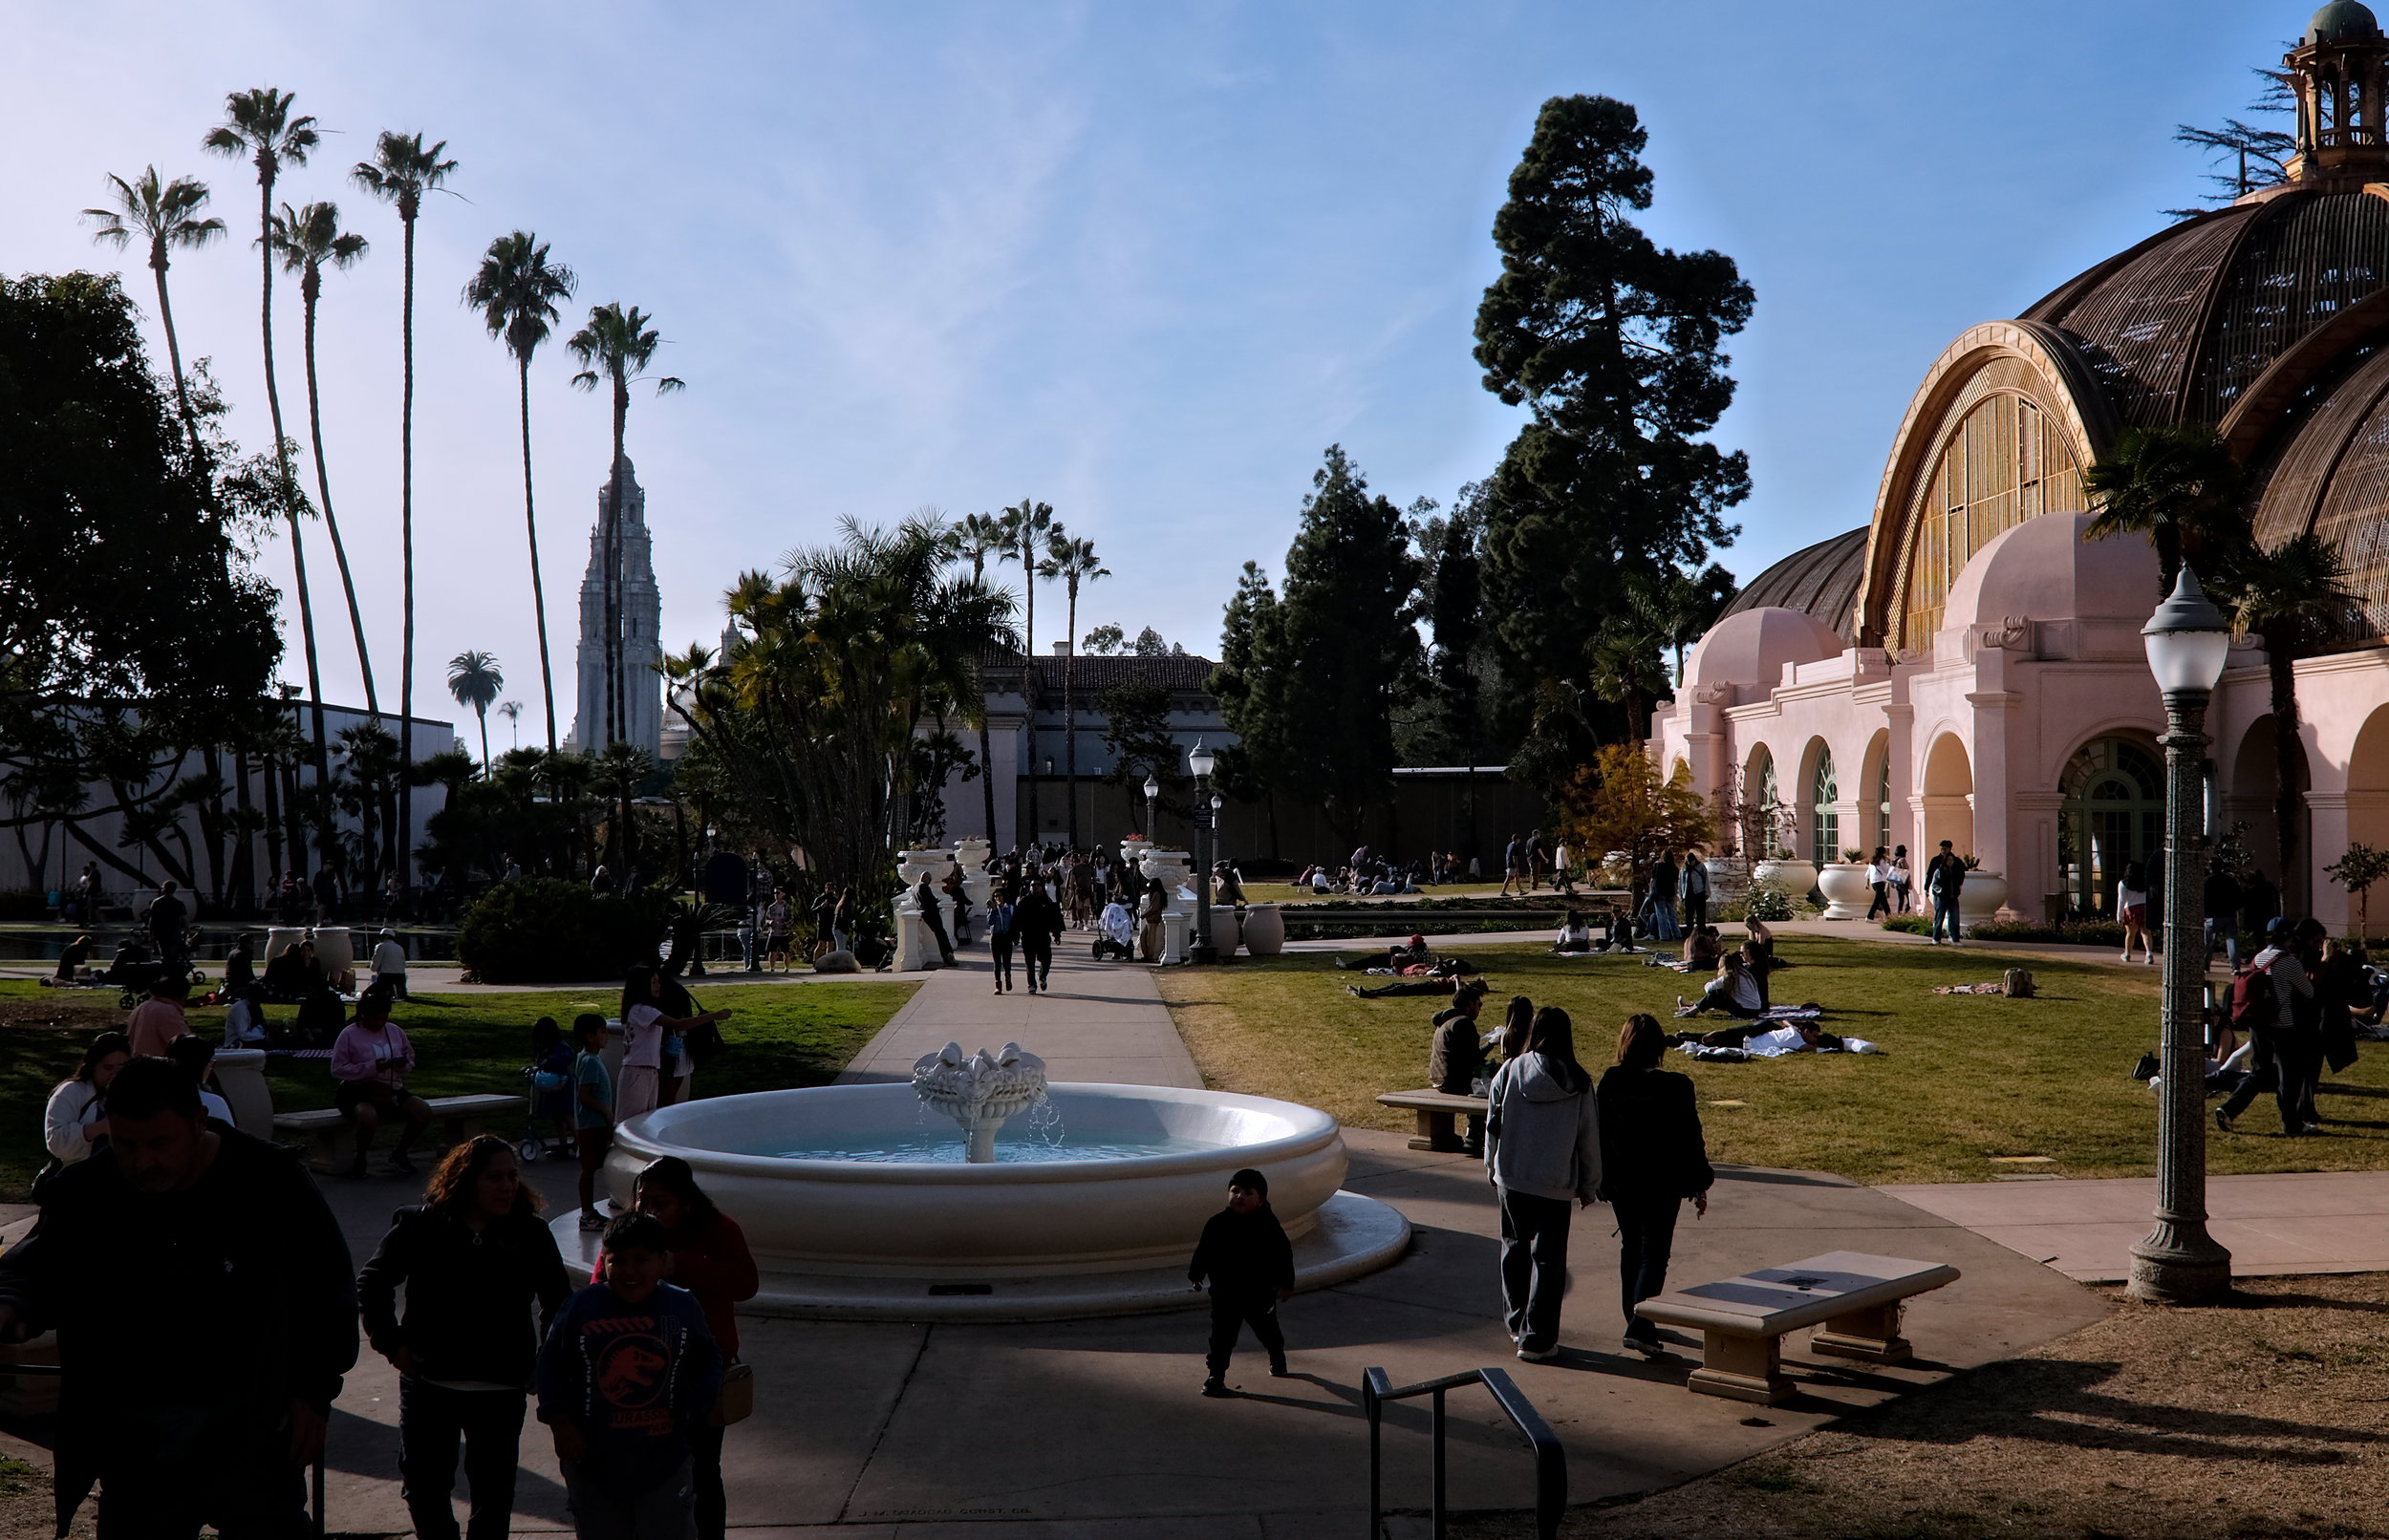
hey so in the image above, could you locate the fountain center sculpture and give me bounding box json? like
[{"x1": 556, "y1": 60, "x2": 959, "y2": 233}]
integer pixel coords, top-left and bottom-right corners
[{"x1": 912, "y1": 1041, "x2": 1049, "y2": 1162}]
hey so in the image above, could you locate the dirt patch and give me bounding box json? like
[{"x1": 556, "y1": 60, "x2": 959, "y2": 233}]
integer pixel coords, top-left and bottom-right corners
[
  {"x1": 1454, "y1": 1273, "x2": 2389, "y2": 1540},
  {"x1": 0, "y1": 997, "x2": 122, "y2": 1036}
]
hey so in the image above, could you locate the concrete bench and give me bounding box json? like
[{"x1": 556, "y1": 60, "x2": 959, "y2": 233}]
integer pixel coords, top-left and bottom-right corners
[
  {"x1": 1633, "y1": 1251, "x2": 1960, "y2": 1404},
  {"x1": 1375, "y1": 1088, "x2": 1487, "y2": 1152},
  {"x1": 273, "y1": 1093, "x2": 527, "y2": 1173}
]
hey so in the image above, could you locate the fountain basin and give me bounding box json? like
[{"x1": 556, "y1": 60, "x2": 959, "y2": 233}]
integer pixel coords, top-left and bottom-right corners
[{"x1": 605, "y1": 1082, "x2": 1346, "y2": 1276}]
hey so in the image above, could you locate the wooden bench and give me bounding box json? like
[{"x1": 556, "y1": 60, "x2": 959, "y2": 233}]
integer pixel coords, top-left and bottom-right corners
[
  {"x1": 1632, "y1": 1251, "x2": 1960, "y2": 1405},
  {"x1": 273, "y1": 1092, "x2": 527, "y2": 1173},
  {"x1": 1375, "y1": 1088, "x2": 1488, "y2": 1152}
]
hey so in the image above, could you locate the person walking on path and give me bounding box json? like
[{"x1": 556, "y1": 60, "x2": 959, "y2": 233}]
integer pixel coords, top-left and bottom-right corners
[
  {"x1": 1924, "y1": 841, "x2": 1968, "y2": 944},
  {"x1": 2219, "y1": 917, "x2": 2321, "y2": 1136},
  {"x1": 1482, "y1": 1006, "x2": 1603, "y2": 1363},
  {"x1": 915, "y1": 875, "x2": 958, "y2": 969},
  {"x1": 359, "y1": 1136, "x2": 571, "y2": 1540},
  {"x1": 987, "y1": 888, "x2": 1019, "y2": 995},
  {"x1": 1864, "y1": 847, "x2": 1892, "y2": 922},
  {"x1": 1596, "y1": 1015, "x2": 1713, "y2": 1358},
  {"x1": 0, "y1": 1057, "x2": 356, "y2": 1535},
  {"x1": 1189, "y1": 1166, "x2": 1295, "y2": 1397},
  {"x1": 1016, "y1": 882, "x2": 1063, "y2": 994},
  {"x1": 2117, "y1": 861, "x2": 2155, "y2": 964},
  {"x1": 611, "y1": 1158, "x2": 759, "y2": 1540},
  {"x1": 1499, "y1": 833, "x2": 1527, "y2": 898},
  {"x1": 1888, "y1": 845, "x2": 1912, "y2": 913},
  {"x1": 539, "y1": 1212, "x2": 722, "y2": 1540},
  {"x1": 618, "y1": 965, "x2": 734, "y2": 1123},
  {"x1": 372, "y1": 927, "x2": 411, "y2": 998}
]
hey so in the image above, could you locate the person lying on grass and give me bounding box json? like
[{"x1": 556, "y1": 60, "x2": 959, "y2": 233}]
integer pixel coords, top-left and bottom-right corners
[
  {"x1": 1336, "y1": 935, "x2": 1434, "y2": 973},
  {"x1": 1348, "y1": 964, "x2": 1485, "y2": 999},
  {"x1": 1668, "y1": 1019, "x2": 1842, "y2": 1054}
]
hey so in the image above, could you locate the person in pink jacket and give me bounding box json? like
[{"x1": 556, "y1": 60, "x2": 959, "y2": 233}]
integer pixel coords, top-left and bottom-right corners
[{"x1": 332, "y1": 988, "x2": 431, "y2": 1177}]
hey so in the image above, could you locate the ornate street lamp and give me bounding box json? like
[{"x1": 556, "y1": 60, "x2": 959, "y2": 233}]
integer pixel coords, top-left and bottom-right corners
[
  {"x1": 1142, "y1": 772, "x2": 1160, "y2": 840},
  {"x1": 1189, "y1": 739, "x2": 1217, "y2": 963},
  {"x1": 2130, "y1": 566, "x2": 2235, "y2": 1303}
]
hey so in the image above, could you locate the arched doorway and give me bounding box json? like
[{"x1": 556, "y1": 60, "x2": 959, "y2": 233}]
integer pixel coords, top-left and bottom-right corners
[
  {"x1": 1805, "y1": 740, "x2": 1840, "y2": 866},
  {"x1": 1742, "y1": 744, "x2": 1783, "y2": 858},
  {"x1": 2057, "y1": 737, "x2": 2163, "y2": 918},
  {"x1": 1922, "y1": 734, "x2": 1974, "y2": 858}
]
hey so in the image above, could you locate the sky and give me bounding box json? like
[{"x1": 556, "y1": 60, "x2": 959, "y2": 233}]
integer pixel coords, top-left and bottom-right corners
[{"x1": 1, "y1": 0, "x2": 2301, "y2": 742}]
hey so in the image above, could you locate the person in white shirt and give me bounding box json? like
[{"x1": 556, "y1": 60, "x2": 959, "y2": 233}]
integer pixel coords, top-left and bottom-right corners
[
  {"x1": 223, "y1": 983, "x2": 269, "y2": 1048},
  {"x1": 44, "y1": 1033, "x2": 130, "y2": 1168},
  {"x1": 1552, "y1": 913, "x2": 1595, "y2": 953},
  {"x1": 616, "y1": 964, "x2": 734, "y2": 1121},
  {"x1": 370, "y1": 928, "x2": 409, "y2": 999},
  {"x1": 2116, "y1": 861, "x2": 2154, "y2": 965},
  {"x1": 1677, "y1": 952, "x2": 1767, "y2": 1017},
  {"x1": 1864, "y1": 846, "x2": 1892, "y2": 922}
]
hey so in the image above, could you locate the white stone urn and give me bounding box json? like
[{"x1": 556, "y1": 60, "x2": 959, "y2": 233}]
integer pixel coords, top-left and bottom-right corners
[
  {"x1": 896, "y1": 848, "x2": 950, "y2": 889},
  {"x1": 1817, "y1": 863, "x2": 1875, "y2": 921},
  {"x1": 952, "y1": 838, "x2": 994, "y2": 915},
  {"x1": 1208, "y1": 905, "x2": 1242, "y2": 957},
  {"x1": 1752, "y1": 858, "x2": 1819, "y2": 901},
  {"x1": 1240, "y1": 903, "x2": 1285, "y2": 956},
  {"x1": 1120, "y1": 836, "x2": 1153, "y2": 869},
  {"x1": 1958, "y1": 870, "x2": 2009, "y2": 926},
  {"x1": 1139, "y1": 850, "x2": 1194, "y2": 963}
]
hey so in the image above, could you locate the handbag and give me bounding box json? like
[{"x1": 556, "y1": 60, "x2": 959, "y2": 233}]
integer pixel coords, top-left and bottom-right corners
[{"x1": 709, "y1": 1360, "x2": 754, "y2": 1426}]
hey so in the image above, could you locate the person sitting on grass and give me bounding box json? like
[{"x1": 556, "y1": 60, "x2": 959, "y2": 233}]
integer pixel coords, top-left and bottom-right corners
[
  {"x1": 1675, "y1": 927, "x2": 1724, "y2": 973},
  {"x1": 1190, "y1": 1167, "x2": 1295, "y2": 1398},
  {"x1": 1553, "y1": 912, "x2": 1595, "y2": 953},
  {"x1": 43, "y1": 1032, "x2": 130, "y2": 1172},
  {"x1": 51, "y1": 934, "x2": 95, "y2": 985},
  {"x1": 331, "y1": 987, "x2": 433, "y2": 1178},
  {"x1": 1668, "y1": 1019, "x2": 1841, "y2": 1053},
  {"x1": 126, "y1": 972, "x2": 193, "y2": 1059},
  {"x1": 223, "y1": 980, "x2": 270, "y2": 1048},
  {"x1": 1336, "y1": 934, "x2": 1435, "y2": 973},
  {"x1": 1677, "y1": 950, "x2": 1768, "y2": 1018},
  {"x1": 1595, "y1": 907, "x2": 1639, "y2": 953}
]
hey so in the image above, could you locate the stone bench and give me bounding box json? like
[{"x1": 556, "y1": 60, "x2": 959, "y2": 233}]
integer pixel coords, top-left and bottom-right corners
[
  {"x1": 1375, "y1": 1088, "x2": 1487, "y2": 1153},
  {"x1": 273, "y1": 1093, "x2": 527, "y2": 1173},
  {"x1": 1632, "y1": 1250, "x2": 1960, "y2": 1404}
]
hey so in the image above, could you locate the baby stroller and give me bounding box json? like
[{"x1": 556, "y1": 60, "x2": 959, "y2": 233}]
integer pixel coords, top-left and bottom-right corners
[{"x1": 517, "y1": 1025, "x2": 577, "y2": 1164}]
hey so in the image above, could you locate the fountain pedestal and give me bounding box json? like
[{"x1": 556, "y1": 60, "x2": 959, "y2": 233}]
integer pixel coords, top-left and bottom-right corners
[{"x1": 912, "y1": 1041, "x2": 1048, "y2": 1162}]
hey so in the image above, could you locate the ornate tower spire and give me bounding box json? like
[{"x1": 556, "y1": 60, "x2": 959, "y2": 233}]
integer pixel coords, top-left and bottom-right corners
[{"x1": 2288, "y1": 2, "x2": 2389, "y2": 186}]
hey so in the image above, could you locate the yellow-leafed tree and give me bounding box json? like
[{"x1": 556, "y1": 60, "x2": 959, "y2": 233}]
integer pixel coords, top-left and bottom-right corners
[{"x1": 1562, "y1": 744, "x2": 1713, "y2": 918}]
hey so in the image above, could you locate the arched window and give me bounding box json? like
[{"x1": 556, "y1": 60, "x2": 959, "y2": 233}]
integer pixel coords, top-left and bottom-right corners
[
  {"x1": 1810, "y1": 748, "x2": 1840, "y2": 866},
  {"x1": 1900, "y1": 393, "x2": 2084, "y2": 648},
  {"x1": 2057, "y1": 738, "x2": 2163, "y2": 917},
  {"x1": 1873, "y1": 751, "x2": 1892, "y2": 854}
]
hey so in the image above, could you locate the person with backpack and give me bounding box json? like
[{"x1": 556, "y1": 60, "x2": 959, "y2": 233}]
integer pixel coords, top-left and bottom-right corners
[
  {"x1": 1482, "y1": 1006, "x2": 1603, "y2": 1363},
  {"x1": 2218, "y1": 917, "x2": 2321, "y2": 1136},
  {"x1": 1924, "y1": 841, "x2": 1968, "y2": 944}
]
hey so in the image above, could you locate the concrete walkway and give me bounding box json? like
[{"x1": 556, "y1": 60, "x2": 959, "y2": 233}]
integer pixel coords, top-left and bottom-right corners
[{"x1": 838, "y1": 946, "x2": 1202, "y2": 1088}]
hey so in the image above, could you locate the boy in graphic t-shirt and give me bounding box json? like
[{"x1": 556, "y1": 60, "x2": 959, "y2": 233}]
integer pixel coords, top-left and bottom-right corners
[{"x1": 537, "y1": 1212, "x2": 721, "y2": 1538}]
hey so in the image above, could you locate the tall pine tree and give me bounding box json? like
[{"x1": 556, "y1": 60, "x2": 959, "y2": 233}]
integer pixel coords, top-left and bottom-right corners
[{"x1": 1474, "y1": 95, "x2": 1752, "y2": 786}]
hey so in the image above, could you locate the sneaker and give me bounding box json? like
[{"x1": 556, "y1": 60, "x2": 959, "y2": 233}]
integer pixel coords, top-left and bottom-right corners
[
  {"x1": 2215, "y1": 1109, "x2": 2235, "y2": 1133},
  {"x1": 1269, "y1": 1360, "x2": 1293, "y2": 1378},
  {"x1": 1347, "y1": 985, "x2": 1364, "y2": 997},
  {"x1": 1200, "y1": 1377, "x2": 1234, "y2": 1398},
  {"x1": 1624, "y1": 1333, "x2": 1667, "y2": 1358},
  {"x1": 1516, "y1": 1345, "x2": 1560, "y2": 1363},
  {"x1": 579, "y1": 1210, "x2": 609, "y2": 1231}
]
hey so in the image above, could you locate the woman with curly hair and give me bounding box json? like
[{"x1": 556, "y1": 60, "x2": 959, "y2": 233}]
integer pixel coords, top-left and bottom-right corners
[{"x1": 357, "y1": 1135, "x2": 572, "y2": 1540}]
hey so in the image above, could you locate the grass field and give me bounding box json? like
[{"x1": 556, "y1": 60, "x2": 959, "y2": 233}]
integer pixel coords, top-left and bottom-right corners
[
  {"x1": 0, "y1": 978, "x2": 915, "y2": 1198},
  {"x1": 1153, "y1": 935, "x2": 2389, "y2": 1185}
]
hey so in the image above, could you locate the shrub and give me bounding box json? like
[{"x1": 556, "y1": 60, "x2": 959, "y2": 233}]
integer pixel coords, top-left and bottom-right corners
[
  {"x1": 1883, "y1": 914, "x2": 1933, "y2": 935},
  {"x1": 1740, "y1": 886, "x2": 1797, "y2": 923},
  {"x1": 0, "y1": 890, "x2": 52, "y2": 922},
  {"x1": 456, "y1": 877, "x2": 668, "y2": 984}
]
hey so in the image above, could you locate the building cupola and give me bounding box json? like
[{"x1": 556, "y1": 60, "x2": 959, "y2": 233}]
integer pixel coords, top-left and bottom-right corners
[{"x1": 2289, "y1": 2, "x2": 2389, "y2": 184}]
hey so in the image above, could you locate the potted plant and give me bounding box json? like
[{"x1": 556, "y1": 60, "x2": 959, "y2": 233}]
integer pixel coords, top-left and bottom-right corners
[
  {"x1": 1752, "y1": 844, "x2": 1819, "y2": 903},
  {"x1": 1817, "y1": 846, "x2": 1875, "y2": 921},
  {"x1": 1956, "y1": 852, "x2": 2008, "y2": 925}
]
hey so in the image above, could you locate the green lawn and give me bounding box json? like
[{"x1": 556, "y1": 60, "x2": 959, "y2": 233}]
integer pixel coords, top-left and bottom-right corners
[
  {"x1": 1153, "y1": 936, "x2": 2389, "y2": 1185},
  {"x1": 0, "y1": 978, "x2": 915, "y2": 1198}
]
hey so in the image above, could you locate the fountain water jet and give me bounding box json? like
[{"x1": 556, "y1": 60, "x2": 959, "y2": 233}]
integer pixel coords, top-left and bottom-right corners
[{"x1": 912, "y1": 1041, "x2": 1048, "y2": 1162}]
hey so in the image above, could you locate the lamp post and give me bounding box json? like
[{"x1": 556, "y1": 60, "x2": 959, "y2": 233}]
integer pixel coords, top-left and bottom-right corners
[
  {"x1": 1142, "y1": 772, "x2": 1160, "y2": 840},
  {"x1": 1189, "y1": 739, "x2": 1216, "y2": 963},
  {"x1": 2129, "y1": 565, "x2": 2235, "y2": 1304}
]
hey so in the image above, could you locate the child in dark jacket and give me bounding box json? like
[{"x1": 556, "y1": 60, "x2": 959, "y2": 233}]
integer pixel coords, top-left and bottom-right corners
[
  {"x1": 537, "y1": 1212, "x2": 722, "y2": 1539},
  {"x1": 1188, "y1": 1166, "x2": 1296, "y2": 1397}
]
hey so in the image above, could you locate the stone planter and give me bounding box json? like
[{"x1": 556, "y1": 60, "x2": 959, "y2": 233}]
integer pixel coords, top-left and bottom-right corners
[
  {"x1": 1958, "y1": 871, "x2": 2009, "y2": 926},
  {"x1": 1704, "y1": 857, "x2": 1750, "y2": 909},
  {"x1": 1240, "y1": 904, "x2": 1285, "y2": 956},
  {"x1": 1208, "y1": 906, "x2": 1242, "y2": 957},
  {"x1": 1751, "y1": 859, "x2": 1818, "y2": 901},
  {"x1": 1817, "y1": 863, "x2": 1874, "y2": 921}
]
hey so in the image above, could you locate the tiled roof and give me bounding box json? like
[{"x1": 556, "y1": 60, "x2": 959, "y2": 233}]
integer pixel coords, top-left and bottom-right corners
[{"x1": 982, "y1": 652, "x2": 1218, "y2": 695}]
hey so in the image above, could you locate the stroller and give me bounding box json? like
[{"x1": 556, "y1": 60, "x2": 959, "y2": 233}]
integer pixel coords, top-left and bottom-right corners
[{"x1": 517, "y1": 1020, "x2": 577, "y2": 1164}]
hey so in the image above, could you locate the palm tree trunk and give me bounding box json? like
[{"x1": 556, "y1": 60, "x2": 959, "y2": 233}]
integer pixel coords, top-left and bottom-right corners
[
  {"x1": 520, "y1": 355, "x2": 558, "y2": 752},
  {"x1": 398, "y1": 210, "x2": 419, "y2": 892},
  {"x1": 2271, "y1": 651, "x2": 2304, "y2": 903},
  {"x1": 1065, "y1": 578, "x2": 1079, "y2": 848},
  {"x1": 477, "y1": 705, "x2": 490, "y2": 771},
  {"x1": 302, "y1": 273, "x2": 378, "y2": 717},
  {"x1": 150, "y1": 255, "x2": 202, "y2": 459},
  {"x1": 258, "y1": 170, "x2": 328, "y2": 854}
]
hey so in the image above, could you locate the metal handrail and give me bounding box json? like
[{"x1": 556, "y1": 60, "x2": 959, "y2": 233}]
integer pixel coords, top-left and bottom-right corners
[{"x1": 1364, "y1": 1364, "x2": 1564, "y2": 1540}]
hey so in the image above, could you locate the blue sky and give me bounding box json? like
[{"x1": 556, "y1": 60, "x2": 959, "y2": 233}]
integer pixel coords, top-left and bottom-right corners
[{"x1": 1, "y1": 0, "x2": 2298, "y2": 735}]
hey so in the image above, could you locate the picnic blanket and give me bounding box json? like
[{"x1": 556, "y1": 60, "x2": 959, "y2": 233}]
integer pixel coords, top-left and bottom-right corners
[
  {"x1": 1932, "y1": 981, "x2": 2008, "y2": 995},
  {"x1": 1674, "y1": 1034, "x2": 1882, "y2": 1061}
]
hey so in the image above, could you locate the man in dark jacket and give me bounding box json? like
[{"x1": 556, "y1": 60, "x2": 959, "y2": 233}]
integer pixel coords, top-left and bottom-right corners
[
  {"x1": 0, "y1": 1056, "x2": 357, "y2": 1535},
  {"x1": 1014, "y1": 884, "x2": 1065, "y2": 994},
  {"x1": 1924, "y1": 841, "x2": 1968, "y2": 944},
  {"x1": 1428, "y1": 985, "x2": 1491, "y2": 1153},
  {"x1": 2204, "y1": 865, "x2": 2245, "y2": 972},
  {"x1": 1597, "y1": 1025, "x2": 1715, "y2": 1357}
]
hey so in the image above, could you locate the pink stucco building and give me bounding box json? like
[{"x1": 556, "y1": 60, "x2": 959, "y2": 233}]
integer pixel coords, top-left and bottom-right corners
[{"x1": 1654, "y1": 2, "x2": 2389, "y2": 930}]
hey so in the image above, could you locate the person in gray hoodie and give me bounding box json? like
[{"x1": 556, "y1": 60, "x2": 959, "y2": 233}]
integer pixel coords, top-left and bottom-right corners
[{"x1": 1481, "y1": 1006, "x2": 1603, "y2": 1362}]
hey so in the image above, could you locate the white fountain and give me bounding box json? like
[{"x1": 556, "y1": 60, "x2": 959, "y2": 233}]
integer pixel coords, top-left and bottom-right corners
[{"x1": 912, "y1": 1041, "x2": 1049, "y2": 1163}]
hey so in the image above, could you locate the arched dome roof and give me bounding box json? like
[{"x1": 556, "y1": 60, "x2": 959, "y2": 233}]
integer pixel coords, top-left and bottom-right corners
[
  {"x1": 1941, "y1": 511, "x2": 2161, "y2": 635},
  {"x1": 2311, "y1": 0, "x2": 2382, "y2": 43},
  {"x1": 2253, "y1": 341, "x2": 2389, "y2": 640},
  {"x1": 2020, "y1": 188, "x2": 2389, "y2": 430},
  {"x1": 1718, "y1": 527, "x2": 1867, "y2": 644},
  {"x1": 1685, "y1": 606, "x2": 1845, "y2": 692}
]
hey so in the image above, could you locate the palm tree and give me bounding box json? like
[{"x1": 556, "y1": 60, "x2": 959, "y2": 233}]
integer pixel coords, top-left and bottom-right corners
[
  {"x1": 2084, "y1": 423, "x2": 2246, "y2": 598},
  {"x1": 497, "y1": 699, "x2": 524, "y2": 750},
  {"x1": 204, "y1": 88, "x2": 326, "y2": 790},
  {"x1": 567, "y1": 303, "x2": 683, "y2": 747},
  {"x1": 447, "y1": 651, "x2": 505, "y2": 771},
  {"x1": 80, "y1": 167, "x2": 225, "y2": 454},
  {"x1": 999, "y1": 498, "x2": 1056, "y2": 842},
  {"x1": 1044, "y1": 531, "x2": 1109, "y2": 847},
  {"x1": 267, "y1": 201, "x2": 376, "y2": 716},
  {"x1": 951, "y1": 511, "x2": 1010, "y2": 845},
  {"x1": 594, "y1": 741, "x2": 656, "y2": 882},
  {"x1": 463, "y1": 232, "x2": 577, "y2": 754},
  {"x1": 353, "y1": 130, "x2": 459, "y2": 881},
  {"x1": 2222, "y1": 536, "x2": 2359, "y2": 901}
]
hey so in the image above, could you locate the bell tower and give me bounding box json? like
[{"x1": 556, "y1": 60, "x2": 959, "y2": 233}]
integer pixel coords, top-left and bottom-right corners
[{"x1": 2288, "y1": 1, "x2": 2389, "y2": 185}]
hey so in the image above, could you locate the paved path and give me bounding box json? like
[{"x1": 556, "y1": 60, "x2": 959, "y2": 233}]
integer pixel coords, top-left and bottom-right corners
[
  {"x1": 839, "y1": 945, "x2": 1202, "y2": 1088},
  {"x1": 1881, "y1": 1168, "x2": 2389, "y2": 1282}
]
